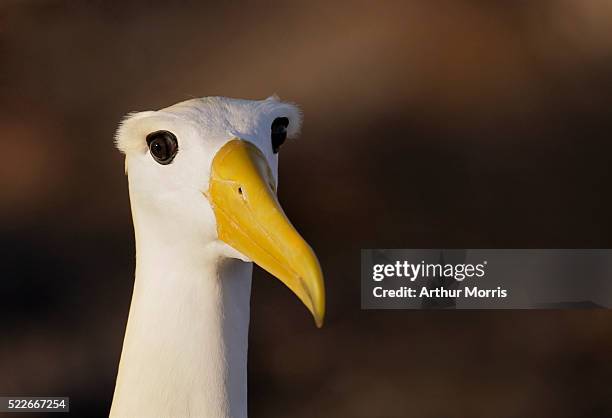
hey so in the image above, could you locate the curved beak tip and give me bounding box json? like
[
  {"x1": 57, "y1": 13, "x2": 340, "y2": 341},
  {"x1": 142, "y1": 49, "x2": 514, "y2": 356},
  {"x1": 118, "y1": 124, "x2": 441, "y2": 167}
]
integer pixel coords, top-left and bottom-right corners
[
  {"x1": 315, "y1": 314, "x2": 324, "y2": 328},
  {"x1": 209, "y1": 139, "x2": 327, "y2": 329}
]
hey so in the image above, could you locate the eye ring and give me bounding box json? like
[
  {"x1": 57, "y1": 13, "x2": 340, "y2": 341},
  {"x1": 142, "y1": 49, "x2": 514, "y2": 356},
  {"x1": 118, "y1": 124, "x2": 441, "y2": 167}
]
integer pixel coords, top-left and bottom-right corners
[
  {"x1": 146, "y1": 130, "x2": 178, "y2": 165},
  {"x1": 271, "y1": 117, "x2": 289, "y2": 154}
]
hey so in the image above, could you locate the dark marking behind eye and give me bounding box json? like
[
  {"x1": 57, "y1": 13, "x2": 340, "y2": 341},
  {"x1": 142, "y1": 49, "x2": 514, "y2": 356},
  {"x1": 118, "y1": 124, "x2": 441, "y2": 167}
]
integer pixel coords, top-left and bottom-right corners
[{"x1": 271, "y1": 117, "x2": 289, "y2": 154}]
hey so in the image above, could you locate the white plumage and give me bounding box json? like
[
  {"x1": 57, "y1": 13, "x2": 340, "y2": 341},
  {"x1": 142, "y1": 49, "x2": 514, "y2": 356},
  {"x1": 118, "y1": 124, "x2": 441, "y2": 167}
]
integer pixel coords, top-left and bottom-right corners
[{"x1": 110, "y1": 96, "x2": 324, "y2": 418}]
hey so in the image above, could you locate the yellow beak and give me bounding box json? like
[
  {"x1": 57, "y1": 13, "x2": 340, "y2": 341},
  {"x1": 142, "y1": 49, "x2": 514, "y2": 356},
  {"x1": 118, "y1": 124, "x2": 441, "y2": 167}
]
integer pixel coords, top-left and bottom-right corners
[{"x1": 207, "y1": 139, "x2": 325, "y2": 327}]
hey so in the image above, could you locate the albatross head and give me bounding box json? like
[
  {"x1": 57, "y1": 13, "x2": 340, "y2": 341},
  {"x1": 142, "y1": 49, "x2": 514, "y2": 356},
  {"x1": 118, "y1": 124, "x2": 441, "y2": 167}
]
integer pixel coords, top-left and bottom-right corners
[{"x1": 115, "y1": 96, "x2": 325, "y2": 327}]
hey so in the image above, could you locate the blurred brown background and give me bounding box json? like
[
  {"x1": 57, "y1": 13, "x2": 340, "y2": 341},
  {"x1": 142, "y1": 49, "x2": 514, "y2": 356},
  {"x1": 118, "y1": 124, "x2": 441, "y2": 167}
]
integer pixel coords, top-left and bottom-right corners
[{"x1": 1, "y1": 1, "x2": 612, "y2": 417}]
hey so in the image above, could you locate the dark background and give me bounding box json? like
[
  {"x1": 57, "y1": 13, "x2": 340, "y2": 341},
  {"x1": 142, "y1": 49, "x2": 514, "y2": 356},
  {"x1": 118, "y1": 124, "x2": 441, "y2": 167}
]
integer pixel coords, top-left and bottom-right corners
[{"x1": 2, "y1": 1, "x2": 612, "y2": 417}]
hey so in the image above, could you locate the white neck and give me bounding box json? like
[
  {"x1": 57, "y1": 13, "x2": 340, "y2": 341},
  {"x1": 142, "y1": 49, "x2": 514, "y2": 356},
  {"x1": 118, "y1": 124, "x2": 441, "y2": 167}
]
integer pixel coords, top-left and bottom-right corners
[{"x1": 111, "y1": 198, "x2": 252, "y2": 418}]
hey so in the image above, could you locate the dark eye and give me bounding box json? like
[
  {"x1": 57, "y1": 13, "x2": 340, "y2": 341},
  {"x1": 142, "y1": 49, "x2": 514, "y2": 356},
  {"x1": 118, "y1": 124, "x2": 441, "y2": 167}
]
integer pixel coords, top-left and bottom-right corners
[
  {"x1": 146, "y1": 130, "x2": 178, "y2": 165},
  {"x1": 271, "y1": 117, "x2": 289, "y2": 154}
]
